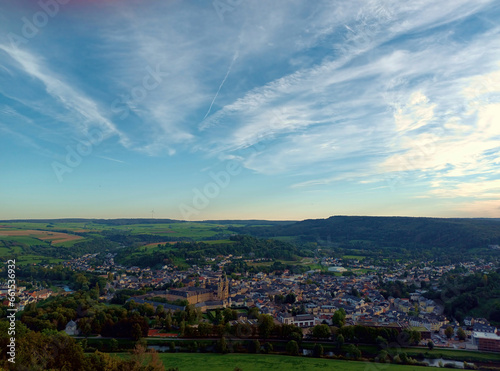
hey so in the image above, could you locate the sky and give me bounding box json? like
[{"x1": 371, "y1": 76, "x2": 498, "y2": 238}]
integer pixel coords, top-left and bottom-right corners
[{"x1": 0, "y1": 0, "x2": 499, "y2": 220}]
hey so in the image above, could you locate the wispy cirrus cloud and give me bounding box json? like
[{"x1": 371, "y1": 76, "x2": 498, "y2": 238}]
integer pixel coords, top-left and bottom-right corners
[
  {"x1": 1, "y1": 0, "x2": 499, "y2": 219},
  {"x1": 0, "y1": 44, "x2": 127, "y2": 145}
]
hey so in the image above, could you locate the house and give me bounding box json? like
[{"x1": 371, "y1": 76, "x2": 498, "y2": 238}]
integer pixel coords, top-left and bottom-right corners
[
  {"x1": 64, "y1": 320, "x2": 79, "y2": 336},
  {"x1": 410, "y1": 292, "x2": 420, "y2": 301},
  {"x1": 419, "y1": 299, "x2": 435, "y2": 313},
  {"x1": 231, "y1": 294, "x2": 246, "y2": 307},
  {"x1": 277, "y1": 312, "x2": 294, "y2": 325},
  {"x1": 473, "y1": 323, "x2": 497, "y2": 334},
  {"x1": 463, "y1": 317, "x2": 474, "y2": 327},
  {"x1": 473, "y1": 332, "x2": 500, "y2": 352},
  {"x1": 293, "y1": 314, "x2": 317, "y2": 328}
]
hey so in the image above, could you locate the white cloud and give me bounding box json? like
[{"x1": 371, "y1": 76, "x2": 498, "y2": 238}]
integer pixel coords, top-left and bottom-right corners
[
  {"x1": 393, "y1": 91, "x2": 436, "y2": 132},
  {"x1": 191, "y1": 0, "x2": 499, "y2": 184},
  {"x1": 0, "y1": 44, "x2": 127, "y2": 145},
  {"x1": 1, "y1": 0, "x2": 499, "y2": 211}
]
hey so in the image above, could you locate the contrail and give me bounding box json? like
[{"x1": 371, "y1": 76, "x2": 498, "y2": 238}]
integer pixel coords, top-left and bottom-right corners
[
  {"x1": 203, "y1": 51, "x2": 239, "y2": 120},
  {"x1": 96, "y1": 155, "x2": 126, "y2": 164}
]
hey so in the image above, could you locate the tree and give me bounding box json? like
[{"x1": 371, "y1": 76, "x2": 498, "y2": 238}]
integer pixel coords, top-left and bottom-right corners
[
  {"x1": 180, "y1": 320, "x2": 186, "y2": 337},
  {"x1": 332, "y1": 308, "x2": 346, "y2": 327},
  {"x1": 223, "y1": 308, "x2": 237, "y2": 323},
  {"x1": 110, "y1": 338, "x2": 119, "y2": 352},
  {"x1": 286, "y1": 340, "x2": 299, "y2": 356},
  {"x1": 312, "y1": 324, "x2": 331, "y2": 339},
  {"x1": 445, "y1": 326, "x2": 454, "y2": 339},
  {"x1": 346, "y1": 344, "x2": 361, "y2": 359},
  {"x1": 131, "y1": 323, "x2": 142, "y2": 341},
  {"x1": 92, "y1": 282, "x2": 100, "y2": 299},
  {"x1": 165, "y1": 313, "x2": 173, "y2": 331},
  {"x1": 127, "y1": 343, "x2": 164, "y2": 371},
  {"x1": 409, "y1": 330, "x2": 421, "y2": 345},
  {"x1": 482, "y1": 274, "x2": 488, "y2": 286},
  {"x1": 80, "y1": 339, "x2": 88, "y2": 352},
  {"x1": 198, "y1": 322, "x2": 213, "y2": 337},
  {"x1": 215, "y1": 309, "x2": 223, "y2": 325},
  {"x1": 289, "y1": 331, "x2": 303, "y2": 344},
  {"x1": 285, "y1": 292, "x2": 296, "y2": 304},
  {"x1": 313, "y1": 343, "x2": 324, "y2": 357},
  {"x1": 263, "y1": 342, "x2": 273, "y2": 354},
  {"x1": 81, "y1": 320, "x2": 92, "y2": 338},
  {"x1": 336, "y1": 334, "x2": 344, "y2": 350},
  {"x1": 378, "y1": 350, "x2": 389, "y2": 363},
  {"x1": 457, "y1": 327, "x2": 466, "y2": 341},
  {"x1": 252, "y1": 339, "x2": 261, "y2": 354},
  {"x1": 427, "y1": 340, "x2": 434, "y2": 350},
  {"x1": 217, "y1": 336, "x2": 228, "y2": 354},
  {"x1": 156, "y1": 305, "x2": 165, "y2": 317},
  {"x1": 248, "y1": 307, "x2": 259, "y2": 319},
  {"x1": 376, "y1": 335, "x2": 388, "y2": 349},
  {"x1": 274, "y1": 294, "x2": 285, "y2": 304},
  {"x1": 258, "y1": 315, "x2": 275, "y2": 339}
]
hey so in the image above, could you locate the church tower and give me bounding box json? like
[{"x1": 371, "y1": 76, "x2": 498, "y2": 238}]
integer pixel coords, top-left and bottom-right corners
[{"x1": 217, "y1": 275, "x2": 229, "y2": 300}]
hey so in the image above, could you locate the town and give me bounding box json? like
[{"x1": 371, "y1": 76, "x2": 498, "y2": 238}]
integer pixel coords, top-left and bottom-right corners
[{"x1": 5, "y1": 251, "x2": 499, "y2": 356}]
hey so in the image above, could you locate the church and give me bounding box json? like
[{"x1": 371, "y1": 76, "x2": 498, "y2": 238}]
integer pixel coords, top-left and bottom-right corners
[{"x1": 165, "y1": 275, "x2": 229, "y2": 306}]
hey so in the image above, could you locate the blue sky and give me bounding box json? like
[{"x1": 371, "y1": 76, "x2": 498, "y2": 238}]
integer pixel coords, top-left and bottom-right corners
[{"x1": 0, "y1": 0, "x2": 499, "y2": 220}]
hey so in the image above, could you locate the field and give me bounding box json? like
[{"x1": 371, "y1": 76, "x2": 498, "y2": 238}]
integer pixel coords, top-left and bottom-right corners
[
  {"x1": 0, "y1": 220, "x2": 238, "y2": 265},
  {"x1": 399, "y1": 347, "x2": 500, "y2": 362},
  {"x1": 0, "y1": 219, "x2": 295, "y2": 267},
  {"x1": 342, "y1": 255, "x2": 366, "y2": 260},
  {"x1": 0, "y1": 229, "x2": 83, "y2": 245},
  {"x1": 84, "y1": 222, "x2": 233, "y2": 239},
  {"x1": 0, "y1": 222, "x2": 92, "y2": 265},
  {"x1": 141, "y1": 242, "x2": 177, "y2": 248},
  {"x1": 147, "y1": 353, "x2": 426, "y2": 371}
]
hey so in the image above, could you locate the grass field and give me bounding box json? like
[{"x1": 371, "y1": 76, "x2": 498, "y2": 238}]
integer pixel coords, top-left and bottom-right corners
[
  {"x1": 399, "y1": 347, "x2": 500, "y2": 362},
  {"x1": 343, "y1": 255, "x2": 366, "y2": 260},
  {"x1": 0, "y1": 221, "x2": 93, "y2": 232},
  {"x1": 1, "y1": 235, "x2": 51, "y2": 246},
  {"x1": 11, "y1": 254, "x2": 65, "y2": 265},
  {"x1": 0, "y1": 220, "x2": 235, "y2": 241},
  {"x1": 0, "y1": 229, "x2": 83, "y2": 245},
  {"x1": 96, "y1": 222, "x2": 233, "y2": 240},
  {"x1": 0, "y1": 223, "x2": 90, "y2": 265},
  {"x1": 0, "y1": 220, "x2": 236, "y2": 266},
  {"x1": 151, "y1": 353, "x2": 426, "y2": 371}
]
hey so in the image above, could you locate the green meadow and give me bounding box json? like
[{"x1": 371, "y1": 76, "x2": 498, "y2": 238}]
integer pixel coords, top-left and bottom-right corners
[
  {"x1": 117, "y1": 353, "x2": 428, "y2": 371},
  {"x1": 342, "y1": 255, "x2": 367, "y2": 260}
]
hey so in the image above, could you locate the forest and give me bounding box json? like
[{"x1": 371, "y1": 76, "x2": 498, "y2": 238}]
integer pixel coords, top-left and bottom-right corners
[
  {"x1": 115, "y1": 235, "x2": 313, "y2": 269},
  {"x1": 229, "y1": 216, "x2": 500, "y2": 260}
]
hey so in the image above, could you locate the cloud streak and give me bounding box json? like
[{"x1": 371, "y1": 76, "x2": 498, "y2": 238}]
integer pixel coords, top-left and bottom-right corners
[
  {"x1": 1, "y1": 0, "x2": 499, "y2": 218},
  {"x1": 203, "y1": 51, "x2": 239, "y2": 121}
]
